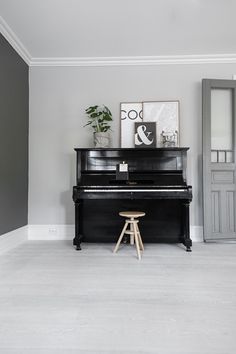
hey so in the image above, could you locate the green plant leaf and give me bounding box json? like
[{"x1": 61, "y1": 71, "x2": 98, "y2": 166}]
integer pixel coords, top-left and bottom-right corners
[
  {"x1": 84, "y1": 104, "x2": 112, "y2": 132},
  {"x1": 86, "y1": 107, "x2": 95, "y2": 114}
]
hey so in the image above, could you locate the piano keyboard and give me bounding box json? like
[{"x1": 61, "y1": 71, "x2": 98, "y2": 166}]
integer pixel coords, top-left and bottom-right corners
[{"x1": 84, "y1": 189, "x2": 186, "y2": 192}]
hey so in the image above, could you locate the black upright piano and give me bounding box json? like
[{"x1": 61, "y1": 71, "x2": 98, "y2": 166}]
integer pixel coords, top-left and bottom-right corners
[{"x1": 72, "y1": 148, "x2": 193, "y2": 251}]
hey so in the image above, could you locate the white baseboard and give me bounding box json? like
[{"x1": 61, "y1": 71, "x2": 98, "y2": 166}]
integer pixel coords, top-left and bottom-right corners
[
  {"x1": 28, "y1": 224, "x2": 204, "y2": 242},
  {"x1": 28, "y1": 224, "x2": 74, "y2": 240},
  {"x1": 0, "y1": 225, "x2": 203, "y2": 250},
  {"x1": 0, "y1": 226, "x2": 28, "y2": 253},
  {"x1": 191, "y1": 226, "x2": 204, "y2": 242}
]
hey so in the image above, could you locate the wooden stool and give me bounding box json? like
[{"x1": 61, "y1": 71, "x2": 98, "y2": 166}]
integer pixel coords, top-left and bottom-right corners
[{"x1": 113, "y1": 211, "x2": 145, "y2": 260}]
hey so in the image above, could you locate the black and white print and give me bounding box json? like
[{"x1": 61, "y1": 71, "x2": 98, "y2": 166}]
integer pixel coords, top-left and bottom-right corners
[
  {"x1": 135, "y1": 122, "x2": 156, "y2": 148},
  {"x1": 142, "y1": 101, "x2": 179, "y2": 147},
  {"x1": 120, "y1": 102, "x2": 143, "y2": 147}
]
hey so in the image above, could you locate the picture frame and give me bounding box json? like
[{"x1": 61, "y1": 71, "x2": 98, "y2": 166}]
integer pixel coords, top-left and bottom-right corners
[
  {"x1": 134, "y1": 122, "x2": 156, "y2": 148},
  {"x1": 120, "y1": 102, "x2": 143, "y2": 147},
  {"x1": 142, "y1": 101, "x2": 179, "y2": 147}
]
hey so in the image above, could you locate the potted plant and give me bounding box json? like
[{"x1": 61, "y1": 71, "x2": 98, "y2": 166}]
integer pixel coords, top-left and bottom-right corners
[{"x1": 84, "y1": 105, "x2": 113, "y2": 147}]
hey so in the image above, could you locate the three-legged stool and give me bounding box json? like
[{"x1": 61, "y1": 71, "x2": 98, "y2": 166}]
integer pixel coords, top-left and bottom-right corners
[{"x1": 113, "y1": 211, "x2": 145, "y2": 260}]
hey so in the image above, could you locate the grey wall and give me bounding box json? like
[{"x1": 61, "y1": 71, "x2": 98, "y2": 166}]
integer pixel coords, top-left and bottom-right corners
[
  {"x1": 29, "y1": 64, "x2": 236, "y2": 230},
  {"x1": 0, "y1": 33, "x2": 29, "y2": 235}
]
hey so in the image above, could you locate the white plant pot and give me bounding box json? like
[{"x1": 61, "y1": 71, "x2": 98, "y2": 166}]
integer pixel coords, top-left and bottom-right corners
[{"x1": 94, "y1": 132, "x2": 110, "y2": 148}]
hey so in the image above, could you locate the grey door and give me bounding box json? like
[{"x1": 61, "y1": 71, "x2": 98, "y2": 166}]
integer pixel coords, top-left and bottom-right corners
[{"x1": 203, "y1": 79, "x2": 236, "y2": 241}]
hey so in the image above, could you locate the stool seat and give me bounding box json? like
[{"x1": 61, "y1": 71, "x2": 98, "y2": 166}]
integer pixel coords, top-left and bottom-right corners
[
  {"x1": 119, "y1": 211, "x2": 145, "y2": 218},
  {"x1": 113, "y1": 211, "x2": 145, "y2": 260}
]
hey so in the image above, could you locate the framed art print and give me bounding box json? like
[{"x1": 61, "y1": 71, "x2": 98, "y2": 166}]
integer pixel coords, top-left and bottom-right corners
[
  {"x1": 135, "y1": 122, "x2": 156, "y2": 148},
  {"x1": 142, "y1": 101, "x2": 179, "y2": 147},
  {"x1": 120, "y1": 102, "x2": 142, "y2": 147}
]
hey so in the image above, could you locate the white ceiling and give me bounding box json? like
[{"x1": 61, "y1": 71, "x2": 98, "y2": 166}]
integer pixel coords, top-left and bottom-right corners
[{"x1": 0, "y1": 0, "x2": 236, "y2": 62}]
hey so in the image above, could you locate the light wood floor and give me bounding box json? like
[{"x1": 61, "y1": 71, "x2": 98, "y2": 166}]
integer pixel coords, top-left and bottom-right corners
[{"x1": 0, "y1": 241, "x2": 236, "y2": 354}]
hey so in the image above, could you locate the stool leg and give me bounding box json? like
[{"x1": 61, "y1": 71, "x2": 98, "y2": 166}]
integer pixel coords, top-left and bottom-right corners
[
  {"x1": 113, "y1": 221, "x2": 129, "y2": 253},
  {"x1": 133, "y1": 222, "x2": 141, "y2": 260},
  {"x1": 136, "y1": 224, "x2": 144, "y2": 251},
  {"x1": 130, "y1": 222, "x2": 134, "y2": 245}
]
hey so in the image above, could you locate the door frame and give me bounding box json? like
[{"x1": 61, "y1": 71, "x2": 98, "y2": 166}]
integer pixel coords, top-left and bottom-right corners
[{"x1": 202, "y1": 78, "x2": 236, "y2": 241}]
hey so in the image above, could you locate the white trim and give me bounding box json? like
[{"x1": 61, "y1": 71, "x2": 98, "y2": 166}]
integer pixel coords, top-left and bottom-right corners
[
  {"x1": 1, "y1": 15, "x2": 236, "y2": 67},
  {"x1": 28, "y1": 224, "x2": 203, "y2": 242},
  {"x1": 190, "y1": 226, "x2": 204, "y2": 242},
  {"x1": 0, "y1": 224, "x2": 203, "y2": 243},
  {"x1": 30, "y1": 54, "x2": 236, "y2": 67},
  {"x1": 28, "y1": 224, "x2": 74, "y2": 240},
  {"x1": 0, "y1": 226, "x2": 28, "y2": 253},
  {"x1": 0, "y1": 15, "x2": 31, "y2": 65}
]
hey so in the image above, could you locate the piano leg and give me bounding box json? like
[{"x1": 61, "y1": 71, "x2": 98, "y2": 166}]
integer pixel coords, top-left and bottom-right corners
[
  {"x1": 182, "y1": 201, "x2": 192, "y2": 252},
  {"x1": 73, "y1": 201, "x2": 83, "y2": 250}
]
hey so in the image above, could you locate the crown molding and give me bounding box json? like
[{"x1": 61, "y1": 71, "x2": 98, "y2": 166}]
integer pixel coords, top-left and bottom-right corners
[
  {"x1": 1, "y1": 15, "x2": 236, "y2": 67},
  {"x1": 0, "y1": 15, "x2": 31, "y2": 65},
  {"x1": 29, "y1": 54, "x2": 236, "y2": 67}
]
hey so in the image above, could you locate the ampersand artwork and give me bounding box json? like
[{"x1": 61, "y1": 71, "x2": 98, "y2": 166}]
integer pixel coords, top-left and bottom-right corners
[{"x1": 135, "y1": 123, "x2": 156, "y2": 148}]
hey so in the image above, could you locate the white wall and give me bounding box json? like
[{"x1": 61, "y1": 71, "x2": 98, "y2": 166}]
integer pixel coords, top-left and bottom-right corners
[{"x1": 29, "y1": 63, "x2": 236, "y2": 233}]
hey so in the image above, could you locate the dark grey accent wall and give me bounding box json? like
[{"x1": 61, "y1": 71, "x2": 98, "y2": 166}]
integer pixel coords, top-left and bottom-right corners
[{"x1": 0, "y1": 33, "x2": 29, "y2": 235}]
